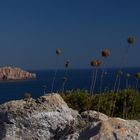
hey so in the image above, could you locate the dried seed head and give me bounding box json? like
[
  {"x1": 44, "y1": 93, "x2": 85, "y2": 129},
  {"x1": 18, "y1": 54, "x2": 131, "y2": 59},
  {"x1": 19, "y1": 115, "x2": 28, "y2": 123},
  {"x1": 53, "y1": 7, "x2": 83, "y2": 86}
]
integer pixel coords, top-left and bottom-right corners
[
  {"x1": 135, "y1": 73, "x2": 140, "y2": 79},
  {"x1": 90, "y1": 60, "x2": 97, "y2": 67},
  {"x1": 56, "y1": 48, "x2": 61, "y2": 55},
  {"x1": 126, "y1": 73, "x2": 131, "y2": 79},
  {"x1": 91, "y1": 60, "x2": 96, "y2": 67},
  {"x1": 127, "y1": 36, "x2": 135, "y2": 44},
  {"x1": 96, "y1": 60, "x2": 102, "y2": 67},
  {"x1": 102, "y1": 48, "x2": 111, "y2": 58},
  {"x1": 90, "y1": 59, "x2": 102, "y2": 67},
  {"x1": 65, "y1": 60, "x2": 70, "y2": 68}
]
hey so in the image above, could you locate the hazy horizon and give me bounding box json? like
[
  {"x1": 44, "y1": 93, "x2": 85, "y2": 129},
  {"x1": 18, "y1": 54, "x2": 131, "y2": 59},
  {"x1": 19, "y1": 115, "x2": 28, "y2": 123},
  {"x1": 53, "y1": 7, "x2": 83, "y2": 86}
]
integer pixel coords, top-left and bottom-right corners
[{"x1": 0, "y1": 0, "x2": 140, "y2": 70}]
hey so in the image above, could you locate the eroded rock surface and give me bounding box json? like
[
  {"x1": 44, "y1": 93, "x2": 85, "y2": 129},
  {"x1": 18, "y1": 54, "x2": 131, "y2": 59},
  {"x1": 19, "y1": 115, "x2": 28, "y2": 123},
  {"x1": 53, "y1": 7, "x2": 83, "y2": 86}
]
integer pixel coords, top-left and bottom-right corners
[
  {"x1": 0, "y1": 94, "x2": 80, "y2": 140},
  {"x1": 0, "y1": 67, "x2": 36, "y2": 80},
  {"x1": 0, "y1": 94, "x2": 140, "y2": 140}
]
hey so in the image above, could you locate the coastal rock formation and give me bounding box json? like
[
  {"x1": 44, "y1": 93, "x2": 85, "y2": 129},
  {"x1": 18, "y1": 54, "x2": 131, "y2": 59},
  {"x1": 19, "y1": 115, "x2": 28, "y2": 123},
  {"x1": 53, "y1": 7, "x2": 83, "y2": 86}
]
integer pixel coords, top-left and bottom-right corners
[
  {"x1": 0, "y1": 67, "x2": 36, "y2": 80},
  {"x1": 0, "y1": 93, "x2": 140, "y2": 140}
]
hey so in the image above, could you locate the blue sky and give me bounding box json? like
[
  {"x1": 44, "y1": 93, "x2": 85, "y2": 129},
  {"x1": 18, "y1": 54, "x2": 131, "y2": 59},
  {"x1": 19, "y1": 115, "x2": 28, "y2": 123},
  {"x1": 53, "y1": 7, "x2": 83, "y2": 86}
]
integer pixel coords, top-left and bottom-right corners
[{"x1": 0, "y1": 0, "x2": 140, "y2": 70}]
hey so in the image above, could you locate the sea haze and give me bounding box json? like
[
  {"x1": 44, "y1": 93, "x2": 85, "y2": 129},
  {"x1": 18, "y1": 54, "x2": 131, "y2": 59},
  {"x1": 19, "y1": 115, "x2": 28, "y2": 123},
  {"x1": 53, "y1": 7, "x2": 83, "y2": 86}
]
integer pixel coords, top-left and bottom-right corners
[{"x1": 0, "y1": 68, "x2": 139, "y2": 104}]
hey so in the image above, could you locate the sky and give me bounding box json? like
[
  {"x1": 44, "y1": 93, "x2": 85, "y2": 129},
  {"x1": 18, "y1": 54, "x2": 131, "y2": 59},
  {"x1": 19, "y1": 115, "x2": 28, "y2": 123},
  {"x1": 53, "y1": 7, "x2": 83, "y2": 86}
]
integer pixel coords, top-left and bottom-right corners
[{"x1": 0, "y1": 0, "x2": 140, "y2": 70}]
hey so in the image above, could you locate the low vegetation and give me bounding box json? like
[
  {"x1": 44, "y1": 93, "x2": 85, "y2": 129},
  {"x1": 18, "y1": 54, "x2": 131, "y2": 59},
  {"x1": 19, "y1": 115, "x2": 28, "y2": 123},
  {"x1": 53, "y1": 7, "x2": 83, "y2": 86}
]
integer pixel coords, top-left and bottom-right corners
[{"x1": 60, "y1": 89, "x2": 140, "y2": 120}]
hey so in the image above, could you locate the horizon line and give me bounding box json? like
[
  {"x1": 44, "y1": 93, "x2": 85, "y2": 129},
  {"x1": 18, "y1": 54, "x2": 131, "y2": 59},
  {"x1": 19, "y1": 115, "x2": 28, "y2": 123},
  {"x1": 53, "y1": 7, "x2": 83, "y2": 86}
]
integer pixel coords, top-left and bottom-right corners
[{"x1": 27, "y1": 66, "x2": 140, "y2": 71}]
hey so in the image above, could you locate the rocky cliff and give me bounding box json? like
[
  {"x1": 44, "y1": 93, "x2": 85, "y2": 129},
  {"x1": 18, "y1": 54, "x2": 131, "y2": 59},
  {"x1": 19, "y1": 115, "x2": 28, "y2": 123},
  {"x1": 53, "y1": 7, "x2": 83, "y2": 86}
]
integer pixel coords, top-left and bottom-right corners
[
  {"x1": 0, "y1": 94, "x2": 140, "y2": 140},
  {"x1": 0, "y1": 67, "x2": 36, "y2": 80}
]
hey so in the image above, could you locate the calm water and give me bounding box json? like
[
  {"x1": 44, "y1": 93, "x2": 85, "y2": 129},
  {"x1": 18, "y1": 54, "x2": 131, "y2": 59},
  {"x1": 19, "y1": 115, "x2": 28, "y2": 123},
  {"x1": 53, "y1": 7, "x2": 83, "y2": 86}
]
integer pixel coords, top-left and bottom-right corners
[{"x1": 0, "y1": 68, "x2": 140, "y2": 104}]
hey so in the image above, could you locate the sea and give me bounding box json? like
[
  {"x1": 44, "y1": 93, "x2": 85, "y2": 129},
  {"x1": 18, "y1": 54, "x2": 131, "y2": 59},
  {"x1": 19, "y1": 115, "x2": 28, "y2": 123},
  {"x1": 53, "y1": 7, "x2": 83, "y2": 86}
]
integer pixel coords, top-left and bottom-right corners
[{"x1": 0, "y1": 68, "x2": 140, "y2": 104}]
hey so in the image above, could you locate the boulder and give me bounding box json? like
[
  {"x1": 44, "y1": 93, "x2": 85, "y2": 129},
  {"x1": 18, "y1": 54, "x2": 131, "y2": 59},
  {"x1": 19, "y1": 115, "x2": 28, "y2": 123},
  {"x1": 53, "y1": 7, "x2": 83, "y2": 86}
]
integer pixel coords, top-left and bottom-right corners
[
  {"x1": 81, "y1": 110, "x2": 109, "y2": 122},
  {"x1": 0, "y1": 94, "x2": 79, "y2": 140},
  {"x1": 0, "y1": 93, "x2": 140, "y2": 140},
  {"x1": 76, "y1": 118, "x2": 140, "y2": 140}
]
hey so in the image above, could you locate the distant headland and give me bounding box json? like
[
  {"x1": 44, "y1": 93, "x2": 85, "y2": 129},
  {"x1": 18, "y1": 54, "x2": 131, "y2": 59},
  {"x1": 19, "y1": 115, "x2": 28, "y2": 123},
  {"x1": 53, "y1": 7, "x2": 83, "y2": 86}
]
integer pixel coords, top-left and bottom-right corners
[{"x1": 0, "y1": 67, "x2": 36, "y2": 80}]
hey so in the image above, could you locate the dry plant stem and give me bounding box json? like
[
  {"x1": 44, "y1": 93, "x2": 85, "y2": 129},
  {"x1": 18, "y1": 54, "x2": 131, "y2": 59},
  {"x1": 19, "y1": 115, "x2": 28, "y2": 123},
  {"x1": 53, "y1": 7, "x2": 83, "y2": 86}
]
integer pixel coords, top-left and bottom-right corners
[
  {"x1": 97, "y1": 94, "x2": 101, "y2": 118},
  {"x1": 123, "y1": 93, "x2": 127, "y2": 119},
  {"x1": 90, "y1": 68, "x2": 95, "y2": 96},
  {"x1": 109, "y1": 74, "x2": 119, "y2": 117},
  {"x1": 87, "y1": 96, "x2": 91, "y2": 118},
  {"x1": 130, "y1": 91, "x2": 136, "y2": 119},
  {"x1": 113, "y1": 47, "x2": 129, "y2": 94},
  {"x1": 61, "y1": 82, "x2": 65, "y2": 94},
  {"x1": 111, "y1": 47, "x2": 129, "y2": 117},
  {"x1": 98, "y1": 62, "x2": 106, "y2": 117},
  {"x1": 111, "y1": 93, "x2": 117, "y2": 117},
  {"x1": 116, "y1": 46, "x2": 129, "y2": 90},
  {"x1": 51, "y1": 68, "x2": 58, "y2": 93},
  {"x1": 126, "y1": 79, "x2": 128, "y2": 89},
  {"x1": 51, "y1": 56, "x2": 60, "y2": 93},
  {"x1": 116, "y1": 75, "x2": 121, "y2": 93},
  {"x1": 123, "y1": 79, "x2": 128, "y2": 119},
  {"x1": 61, "y1": 68, "x2": 68, "y2": 93},
  {"x1": 99, "y1": 61, "x2": 106, "y2": 93},
  {"x1": 92, "y1": 67, "x2": 98, "y2": 95},
  {"x1": 113, "y1": 74, "x2": 119, "y2": 93},
  {"x1": 112, "y1": 76, "x2": 121, "y2": 117},
  {"x1": 135, "y1": 78, "x2": 138, "y2": 91}
]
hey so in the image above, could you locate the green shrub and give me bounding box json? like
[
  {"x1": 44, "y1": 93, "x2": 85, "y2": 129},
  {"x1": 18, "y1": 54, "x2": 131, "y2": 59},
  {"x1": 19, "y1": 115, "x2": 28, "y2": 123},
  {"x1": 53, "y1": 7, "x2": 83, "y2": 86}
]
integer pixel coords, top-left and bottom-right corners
[
  {"x1": 61, "y1": 89, "x2": 140, "y2": 120},
  {"x1": 63, "y1": 89, "x2": 90, "y2": 113}
]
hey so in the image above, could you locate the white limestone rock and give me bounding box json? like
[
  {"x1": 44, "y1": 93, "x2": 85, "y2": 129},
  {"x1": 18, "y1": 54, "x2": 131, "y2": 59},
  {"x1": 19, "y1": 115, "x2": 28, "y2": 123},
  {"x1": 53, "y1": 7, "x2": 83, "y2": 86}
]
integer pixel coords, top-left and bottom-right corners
[{"x1": 0, "y1": 94, "x2": 140, "y2": 140}]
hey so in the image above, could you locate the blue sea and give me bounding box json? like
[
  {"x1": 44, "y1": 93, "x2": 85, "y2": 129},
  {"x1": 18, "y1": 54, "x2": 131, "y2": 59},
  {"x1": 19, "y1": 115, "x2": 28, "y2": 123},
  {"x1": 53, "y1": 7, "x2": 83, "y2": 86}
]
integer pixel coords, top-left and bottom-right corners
[{"x1": 0, "y1": 68, "x2": 140, "y2": 104}]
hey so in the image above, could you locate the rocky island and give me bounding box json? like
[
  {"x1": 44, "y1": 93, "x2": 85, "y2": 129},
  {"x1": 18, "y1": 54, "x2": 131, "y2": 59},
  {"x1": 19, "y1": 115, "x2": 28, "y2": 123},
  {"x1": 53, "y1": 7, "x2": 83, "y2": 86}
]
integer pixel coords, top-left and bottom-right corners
[
  {"x1": 0, "y1": 67, "x2": 36, "y2": 80},
  {"x1": 0, "y1": 93, "x2": 140, "y2": 140}
]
